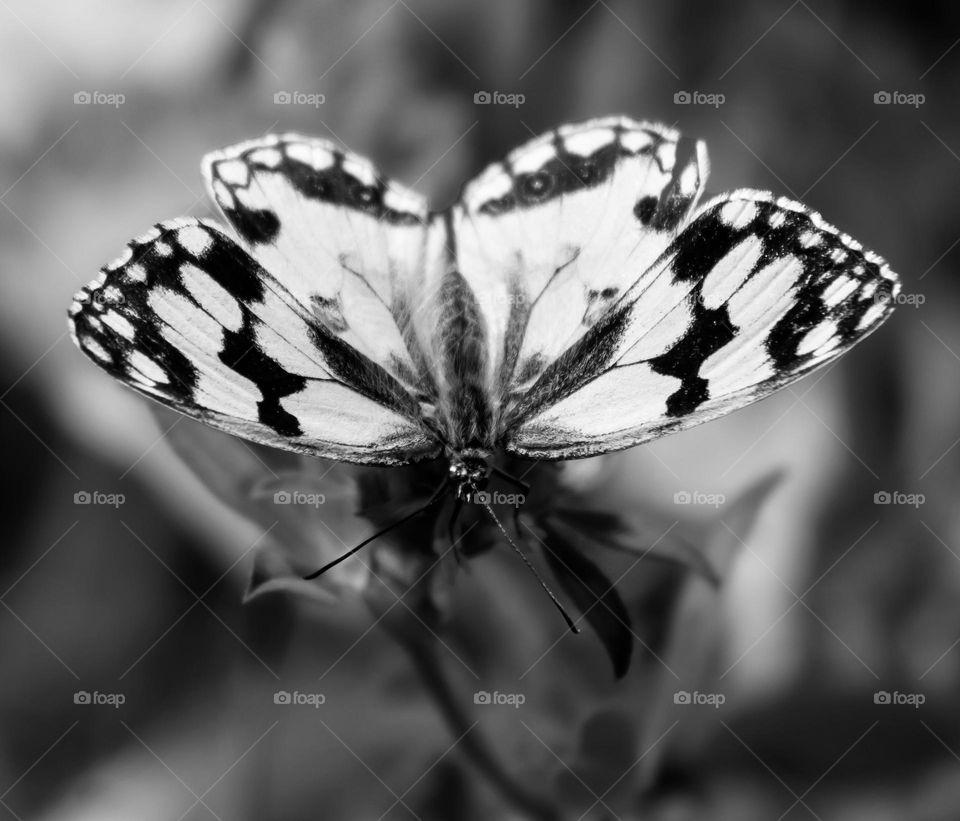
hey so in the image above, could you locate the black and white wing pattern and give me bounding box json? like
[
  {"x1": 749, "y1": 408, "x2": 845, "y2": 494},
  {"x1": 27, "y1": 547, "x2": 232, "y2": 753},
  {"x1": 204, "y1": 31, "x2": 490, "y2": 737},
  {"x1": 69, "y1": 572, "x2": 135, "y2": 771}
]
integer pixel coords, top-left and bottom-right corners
[
  {"x1": 68, "y1": 219, "x2": 438, "y2": 465},
  {"x1": 69, "y1": 117, "x2": 900, "y2": 468},
  {"x1": 203, "y1": 133, "x2": 435, "y2": 400},
  {"x1": 416, "y1": 116, "x2": 708, "y2": 451},
  {"x1": 502, "y1": 190, "x2": 899, "y2": 458}
]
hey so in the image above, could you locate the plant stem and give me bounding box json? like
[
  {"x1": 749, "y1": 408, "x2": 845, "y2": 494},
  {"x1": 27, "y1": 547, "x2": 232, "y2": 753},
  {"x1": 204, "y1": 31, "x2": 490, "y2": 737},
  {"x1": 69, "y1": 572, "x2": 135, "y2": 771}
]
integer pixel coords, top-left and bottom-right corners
[{"x1": 395, "y1": 629, "x2": 561, "y2": 821}]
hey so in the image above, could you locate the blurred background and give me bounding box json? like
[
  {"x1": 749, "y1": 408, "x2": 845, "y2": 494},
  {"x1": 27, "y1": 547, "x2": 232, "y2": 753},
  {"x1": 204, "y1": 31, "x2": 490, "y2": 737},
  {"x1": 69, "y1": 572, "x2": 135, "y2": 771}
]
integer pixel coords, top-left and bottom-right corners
[{"x1": 2, "y1": 1, "x2": 959, "y2": 819}]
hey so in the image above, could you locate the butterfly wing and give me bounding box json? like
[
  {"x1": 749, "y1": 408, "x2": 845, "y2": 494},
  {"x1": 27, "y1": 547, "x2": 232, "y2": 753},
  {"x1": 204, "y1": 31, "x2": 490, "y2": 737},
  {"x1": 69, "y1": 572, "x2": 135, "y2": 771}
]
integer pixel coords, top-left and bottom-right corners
[
  {"x1": 422, "y1": 116, "x2": 708, "y2": 450},
  {"x1": 70, "y1": 123, "x2": 899, "y2": 465},
  {"x1": 203, "y1": 133, "x2": 436, "y2": 400},
  {"x1": 502, "y1": 191, "x2": 899, "y2": 458},
  {"x1": 69, "y1": 218, "x2": 439, "y2": 465}
]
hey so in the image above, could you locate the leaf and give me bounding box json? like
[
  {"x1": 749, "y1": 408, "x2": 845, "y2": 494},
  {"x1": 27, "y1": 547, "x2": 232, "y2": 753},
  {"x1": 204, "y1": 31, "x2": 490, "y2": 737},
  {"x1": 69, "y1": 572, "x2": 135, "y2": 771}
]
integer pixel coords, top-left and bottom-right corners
[
  {"x1": 555, "y1": 507, "x2": 720, "y2": 585},
  {"x1": 634, "y1": 469, "x2": 786, "y2": 782},
  {"x1": 154, "y1": 406, "x2": 308, "y2": 512},
  {"x1": 536, "y1": 515, "x2": 633, "y2": 678},
  {"x1": 244, "y1": 541, "x2": 340, "y2": 605},
  {"x1": 693, "y1": 468, "x2": 785, "y2": 581},
  {"x1": 152, "y1": 407, "x2": 382, "y2": 596}
]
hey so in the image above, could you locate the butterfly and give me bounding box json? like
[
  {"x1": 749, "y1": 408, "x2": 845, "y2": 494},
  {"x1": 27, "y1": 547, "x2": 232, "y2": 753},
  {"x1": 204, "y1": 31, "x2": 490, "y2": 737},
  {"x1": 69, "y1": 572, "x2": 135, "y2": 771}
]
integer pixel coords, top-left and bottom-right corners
[{"x1": 68, "y1": 116, "x2": 899, "y2": 633}]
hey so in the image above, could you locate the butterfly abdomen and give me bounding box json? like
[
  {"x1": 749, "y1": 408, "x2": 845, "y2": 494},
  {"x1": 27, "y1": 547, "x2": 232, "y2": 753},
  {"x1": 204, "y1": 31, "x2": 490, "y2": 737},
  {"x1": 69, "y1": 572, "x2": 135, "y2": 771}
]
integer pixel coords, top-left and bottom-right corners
[{"x1": 434, "y1": 263, "x2": 495, "y2": 451}]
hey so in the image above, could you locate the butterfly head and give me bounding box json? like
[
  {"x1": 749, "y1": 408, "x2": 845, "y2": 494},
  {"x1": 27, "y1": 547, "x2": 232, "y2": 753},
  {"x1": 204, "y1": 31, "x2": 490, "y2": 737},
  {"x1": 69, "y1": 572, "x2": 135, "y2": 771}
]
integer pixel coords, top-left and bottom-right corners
[{"x1": 449, "y1": 453, "x2": 490, "y2": 501}]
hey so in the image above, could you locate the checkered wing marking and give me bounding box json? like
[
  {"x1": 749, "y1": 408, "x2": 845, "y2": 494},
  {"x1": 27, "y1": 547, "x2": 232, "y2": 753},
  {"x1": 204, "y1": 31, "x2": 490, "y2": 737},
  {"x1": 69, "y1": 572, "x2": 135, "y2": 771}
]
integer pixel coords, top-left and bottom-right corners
[
  {"x1": 68, "y1": 219, "x2": 439, "y2": 465},
  {"x1": 504, "y1": 191, "x2": 900, "y2": 459}
]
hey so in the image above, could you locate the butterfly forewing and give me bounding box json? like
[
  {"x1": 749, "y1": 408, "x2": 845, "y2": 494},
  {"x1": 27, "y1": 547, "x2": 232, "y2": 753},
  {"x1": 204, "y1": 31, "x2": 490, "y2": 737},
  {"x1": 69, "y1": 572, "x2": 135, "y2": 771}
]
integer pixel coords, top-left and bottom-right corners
[
  {"x1": 504, "y1": 191, "x2": 899, "y2": 458},
  {"x1": 68, "y1": 218, "x2": 438, "y2": 465}
]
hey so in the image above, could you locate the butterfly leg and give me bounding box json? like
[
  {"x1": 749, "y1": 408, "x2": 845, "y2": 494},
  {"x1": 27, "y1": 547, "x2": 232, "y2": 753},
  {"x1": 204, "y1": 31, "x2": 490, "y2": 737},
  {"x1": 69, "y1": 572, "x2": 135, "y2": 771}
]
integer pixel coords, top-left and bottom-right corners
[
  {"x1": 447, "y1": 497, "x2": 469, "y2": 571},
  {"x1": 511, "y1": 505, "x2": 524, "y2": 541},
  {"x1": 489, "y1": 466, "x2": 529, "y2": 540}
]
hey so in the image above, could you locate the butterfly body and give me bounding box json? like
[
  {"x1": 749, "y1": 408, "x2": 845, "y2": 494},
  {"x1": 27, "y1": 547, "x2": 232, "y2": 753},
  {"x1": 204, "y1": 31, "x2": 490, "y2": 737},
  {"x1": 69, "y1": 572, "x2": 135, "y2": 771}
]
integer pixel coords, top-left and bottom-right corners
[{"x1": 66, "y1": 118, "x2": 901, "y2": 662}]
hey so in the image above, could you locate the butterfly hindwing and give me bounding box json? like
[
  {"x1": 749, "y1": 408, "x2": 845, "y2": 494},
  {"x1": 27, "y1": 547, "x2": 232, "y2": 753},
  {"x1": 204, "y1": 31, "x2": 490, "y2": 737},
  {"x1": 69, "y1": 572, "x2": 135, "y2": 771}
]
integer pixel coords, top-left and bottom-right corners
[
  {"x1": 503, "y1": 191, "x2": 899, "y2": 458},
  {"x1": 68, "y1": 219, "x2": 438, "y2": 465}
]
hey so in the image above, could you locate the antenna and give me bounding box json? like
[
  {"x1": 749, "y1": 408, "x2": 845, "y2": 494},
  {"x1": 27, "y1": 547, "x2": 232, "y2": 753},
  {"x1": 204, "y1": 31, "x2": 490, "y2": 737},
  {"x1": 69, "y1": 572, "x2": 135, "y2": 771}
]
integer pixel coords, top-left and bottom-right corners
[
  {"x1": 303, "y1": 479, "x2": 450, "y2": 580},
  {"x1": 470, "y1": 483, "x2": 580, "y2": 634}
]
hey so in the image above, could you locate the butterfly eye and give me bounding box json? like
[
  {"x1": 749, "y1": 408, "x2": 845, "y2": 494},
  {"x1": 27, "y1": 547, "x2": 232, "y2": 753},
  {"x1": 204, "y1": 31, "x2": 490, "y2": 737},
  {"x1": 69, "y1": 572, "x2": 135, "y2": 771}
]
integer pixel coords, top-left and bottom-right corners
[{"x1": 520, "y1": 171, "x2": 553, "y2": 200}]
